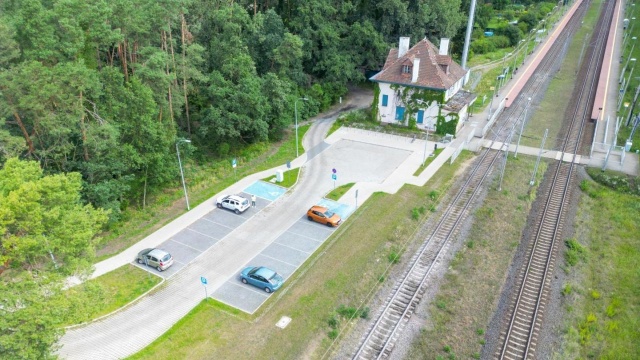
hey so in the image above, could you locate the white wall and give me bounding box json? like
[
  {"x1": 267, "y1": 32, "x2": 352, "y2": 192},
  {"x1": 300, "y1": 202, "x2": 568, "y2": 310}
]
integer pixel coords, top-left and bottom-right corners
[
  {"x1": 378, "y1": 83, "x2": 398, "y2": 124},
  {"x1": 378, "y1": 83, "x2": 442, "y2": 129}
]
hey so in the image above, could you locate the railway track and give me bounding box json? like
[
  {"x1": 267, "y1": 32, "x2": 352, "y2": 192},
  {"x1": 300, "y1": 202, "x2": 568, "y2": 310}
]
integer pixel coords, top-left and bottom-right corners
[
  {"x1": 496, "y1": 0, "x2": 613, "y2": 358},
  {"x1": 349, "y1": 3, "x2": 595, "y2": 358}
]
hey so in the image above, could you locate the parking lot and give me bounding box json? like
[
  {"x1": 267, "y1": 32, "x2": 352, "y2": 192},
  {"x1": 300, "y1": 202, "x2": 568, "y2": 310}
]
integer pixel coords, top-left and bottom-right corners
[
  {"x1": 132, "y1": 181, "x2": 287, "y2": 278},
  {"x1": 211, "y1": 198, "x2": 354, "y2": 314}
]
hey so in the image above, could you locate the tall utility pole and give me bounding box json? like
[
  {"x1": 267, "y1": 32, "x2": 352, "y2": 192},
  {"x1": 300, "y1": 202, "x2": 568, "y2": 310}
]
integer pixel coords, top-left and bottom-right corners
[
  {"x1": 626, "y1": 85, "x2": 640, "y2": 126},
  {"x1": 460, "y1": 0, "x2": 477, "y2": 73},
  {"x1": 176, "y1": 139, "x2": 191, "y2": 210}
]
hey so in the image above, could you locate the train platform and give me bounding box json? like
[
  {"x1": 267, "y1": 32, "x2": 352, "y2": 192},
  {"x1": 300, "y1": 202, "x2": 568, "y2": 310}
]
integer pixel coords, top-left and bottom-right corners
[
  {"x1": 590, "y1": 0, "x2": 640, "y2": 173},
  {"x1": 462, "y1": 0, "x2": 639, "y2": 176}
]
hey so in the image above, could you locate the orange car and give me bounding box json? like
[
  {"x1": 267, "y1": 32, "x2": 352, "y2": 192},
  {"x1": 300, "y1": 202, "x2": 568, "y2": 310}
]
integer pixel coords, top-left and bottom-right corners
[{"x1": 306, "y1": 205, "x2": 341, "y2": 227}]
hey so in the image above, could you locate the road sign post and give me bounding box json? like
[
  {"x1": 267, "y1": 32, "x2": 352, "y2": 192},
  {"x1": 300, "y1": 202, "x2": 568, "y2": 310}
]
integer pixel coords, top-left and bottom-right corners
[
  {"x1": 355, "y1": 189, "x2": 358, "y2": 208},
  {"x1": 232, "y1": 158, "x2": 237, "y2": 178},
  {"x1": 332, "y1": 168, "x2": 337, "y2": 190},
  {"x1": 200, "y1": 276, "x2": 208, "y2": 300}
]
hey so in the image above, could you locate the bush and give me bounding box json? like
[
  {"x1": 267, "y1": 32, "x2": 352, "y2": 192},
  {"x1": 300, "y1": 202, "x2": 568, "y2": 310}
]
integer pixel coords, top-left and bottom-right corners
[
  {"x1": 565, "y1": 238, "x2": 586, "y2": 266},
  {"x1": 327, "y1": 315, "x2": 339, "y2": 329}
]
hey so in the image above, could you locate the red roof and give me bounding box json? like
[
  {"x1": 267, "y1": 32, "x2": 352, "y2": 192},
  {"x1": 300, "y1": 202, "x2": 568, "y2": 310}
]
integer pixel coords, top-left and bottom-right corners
[{"x1": 372, "y1": 38, "x2": 467, "y2": 90}]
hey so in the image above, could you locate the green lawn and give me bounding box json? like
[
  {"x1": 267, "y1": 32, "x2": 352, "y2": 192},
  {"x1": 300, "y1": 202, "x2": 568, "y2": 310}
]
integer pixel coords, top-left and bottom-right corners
[
  {"x1": 325, "y1": 182, "x2": 354, "y2": 201},
  {"x1": 558, "y1": 169, "x2": 640, "y2": 358},
  {"x1": 61, "y1": 265, "x2": 161, "y2": 327},
  {"x1": 413, "y1": 148, "x2": 444, "y2": 176},
  {"x1": 126, "y1": 152, "x2": 474, "y2": 360},
  {"x1": 261, "y1": 167, "x2": 300, "y2": 188}
]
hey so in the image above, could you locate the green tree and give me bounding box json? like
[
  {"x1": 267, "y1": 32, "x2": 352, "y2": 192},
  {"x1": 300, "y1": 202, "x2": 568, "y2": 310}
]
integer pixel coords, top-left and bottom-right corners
[{"x1": 0, "y1": 158, "x2": 107, "y2": 359}]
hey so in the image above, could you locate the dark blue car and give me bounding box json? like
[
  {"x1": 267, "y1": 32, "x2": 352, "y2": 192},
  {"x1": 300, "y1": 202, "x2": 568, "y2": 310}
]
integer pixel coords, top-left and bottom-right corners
[{"x1": 240, "y1": 266, "x2": 284, "y2": 293}]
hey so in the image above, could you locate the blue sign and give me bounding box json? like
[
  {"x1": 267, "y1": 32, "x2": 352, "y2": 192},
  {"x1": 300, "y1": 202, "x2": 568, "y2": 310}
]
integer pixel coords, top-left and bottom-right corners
[
  {"x1": 200, "y1": 276, "x2": 207, "y2": 285},
  {"x1": 232, "y1": 159, "x2": 237, "y2": 168},
  {"x1": 332, "y1": 174, "x2": 337, "y2": 180},
  {"x1": 332, "y1": 168, "x2": 337, "y2": 174}
]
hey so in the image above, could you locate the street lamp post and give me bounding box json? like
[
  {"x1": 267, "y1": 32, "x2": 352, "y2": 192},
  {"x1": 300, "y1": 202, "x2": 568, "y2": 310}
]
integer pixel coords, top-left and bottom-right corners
[
  {"x1": 620, "y1": 39, "x2": 637, "y2": 84},
  {"x1": 515, "y1": 97, "x2": 532, "y2": 158},
  {"x1": 619, "y1": 58, "x2": 637, "y2": 111},
  {"x1": 513, "y1": 41, "x2": 524, "y2": 79},
  {"x1": 176, "y1": 139, "x2": 191, "y2": 210},
  {"x1": 294, "y1": 97, "x2": 308, "y2": 158},
  {"x1": 528, "y1": 28, "x2": 537, "y2": 55}
]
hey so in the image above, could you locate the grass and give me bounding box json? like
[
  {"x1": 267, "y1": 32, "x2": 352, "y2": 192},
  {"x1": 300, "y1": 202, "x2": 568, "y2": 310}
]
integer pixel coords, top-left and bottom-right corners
[
  {"x1": 125, "y1": 151, "x2": 473, "y2": 360},
  {"x1": 261, "y1": 168, "x2": 300, "y2": 188},
  {"x1": 60, "y1": 265, "x2": 161, "y2": 327},
  {"x1": 405, "y1": 155, "x2": 548, "y2": 359},
  {"x1": 95, "y1": 124, "x2": 311, "y2": 261},
  {"x1": 413, "y1": 148, "x2": 445, "y2": 176},
  {"x1": 325, "y1": 182, "x2": 354, "y2": 201},
  {"x1": 556, "y1": 169, "x2": 640, "y2": 358}
]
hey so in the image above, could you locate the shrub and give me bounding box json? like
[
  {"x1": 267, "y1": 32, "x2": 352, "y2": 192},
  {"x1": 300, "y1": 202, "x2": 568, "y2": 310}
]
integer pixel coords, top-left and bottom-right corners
[
  {"x1": 327, "y1": 315, "x2": 339, "y2": 329},
  {"x1": 565, "y1": 238, "x2": 586, "y2": 266},
  {"x1": 562, "y1": 283, "x2": 573, "y2": 296},
  {"x1": 336, "y1": 305, "x2": 359, "y2": 319},
  {"x1": 360, "y1": 307, "x2": 370, "y2": 319},
  {"x1": 388, "y1": 249, "x2": 400, "y2": 264},
  {"x1": 328, "y1": 329, "x2": 339, "y2": 339}
]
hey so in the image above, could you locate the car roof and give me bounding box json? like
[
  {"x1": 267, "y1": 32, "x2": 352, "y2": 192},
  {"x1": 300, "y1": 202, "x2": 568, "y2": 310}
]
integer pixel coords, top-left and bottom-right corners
[
  {"x1": 148, "y1": 249, "x2": 170, "y2": 258},
  {"x1": 225, "y1": 194, "x2": 247, "y2": 201},
  {"x1": 255, "y1": 266, "x2": 276, "y2": 278},
  {"x1": 310, "y1": 205, "x2": 328, "y2": 212}
]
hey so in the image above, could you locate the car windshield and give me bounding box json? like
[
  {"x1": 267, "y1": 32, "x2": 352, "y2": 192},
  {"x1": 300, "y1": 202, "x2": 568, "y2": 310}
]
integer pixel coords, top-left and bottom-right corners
[
  {"x1": 241, "y1": 199, "x2": 248, "y2": 206},
  {"x1": 161, "y1": 254, "x2": 171, "y2": 262},
  {"x1": 323, "y1": 210, "x2": 335, "y2": 217},
  {"x1": 269, "y1": 273, "x2": 283, "y2": 284}
]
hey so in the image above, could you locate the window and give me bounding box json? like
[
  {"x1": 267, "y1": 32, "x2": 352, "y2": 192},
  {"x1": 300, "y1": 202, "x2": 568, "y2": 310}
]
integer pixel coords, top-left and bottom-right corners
[
  {"x1": 382, "y1": 94, "x2": 388, "y2": 107},
  {"x1": 395, "y1": 107, "x2": 405, "y2": 121},
  {"x1": 402, "y1": 65, "x2": 411, "y2": 74}
]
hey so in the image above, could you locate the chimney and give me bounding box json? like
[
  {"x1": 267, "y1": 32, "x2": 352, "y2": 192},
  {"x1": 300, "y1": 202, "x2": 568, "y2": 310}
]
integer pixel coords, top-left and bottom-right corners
[
  {"x1": 412, "y1": 58, "x2": 420, "y2": 83},
  {"x1": 398, "y1": 37, "x2": 410, "y2": 58},
  {"x1": 439, "y1": 38, "x2": 450, "y2": 56}
]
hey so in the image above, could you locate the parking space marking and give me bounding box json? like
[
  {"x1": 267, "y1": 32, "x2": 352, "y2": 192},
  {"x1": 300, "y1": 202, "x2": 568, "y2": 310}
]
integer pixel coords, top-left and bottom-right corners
[
  {"x1": 284, "y1": 227, "x2": 325, "y2": 243},
  {"x1": 259, "y1": 253, "x2": 298, "y2": 268},
  {"x1": 227, "y1": 281, "x2": 270, "y2": 297},
  {"x1": 185, "y1": 227, "x2": 221, "y2": 240},
  {"x1": 199, "y1": 216, "x2": 236, "y2": 229},
  {"x1": 170, "y1": 238, "x2": 206, "y2": 253},
  {"x1": 290, "y1": 220, "x2": 336, "y2": 235},
  {"x1": 273, "y1": 240, "x2": 313, "y2": 255}
]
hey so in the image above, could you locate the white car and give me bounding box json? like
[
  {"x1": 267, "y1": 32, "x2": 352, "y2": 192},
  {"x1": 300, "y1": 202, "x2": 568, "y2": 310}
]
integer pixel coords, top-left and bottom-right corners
[{"x1": 216, "y1": 194, "x2": 250, "y2": 214}]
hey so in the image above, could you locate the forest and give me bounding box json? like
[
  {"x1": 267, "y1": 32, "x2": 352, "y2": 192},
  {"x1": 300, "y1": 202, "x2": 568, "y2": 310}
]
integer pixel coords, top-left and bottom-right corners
[{"x1": 0, "y1": 0, "x2": 557, "y2": 358}]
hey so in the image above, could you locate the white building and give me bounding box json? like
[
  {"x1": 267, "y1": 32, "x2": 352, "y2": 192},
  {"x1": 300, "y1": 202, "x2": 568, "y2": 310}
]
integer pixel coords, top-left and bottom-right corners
[{"x1": 370, "y1": 37, "x2": 476, "y2": 135}]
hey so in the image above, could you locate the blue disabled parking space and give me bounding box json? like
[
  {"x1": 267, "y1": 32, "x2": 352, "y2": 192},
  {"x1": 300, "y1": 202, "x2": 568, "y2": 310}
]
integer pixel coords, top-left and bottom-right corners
[
  {"x1": 243, "y1": 181, "x2": 287, "y2": 201},
  {"x1": 211, "y1": 199, "x2": 354, "y2": 314},
  {"x1": 317, "y1": 198, "x2": 356, "y2": 220}
]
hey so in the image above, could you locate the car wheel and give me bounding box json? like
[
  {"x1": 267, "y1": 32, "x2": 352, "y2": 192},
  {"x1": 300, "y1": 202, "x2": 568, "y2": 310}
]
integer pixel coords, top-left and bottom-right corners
[
  {"x1": 234, "y1": 209, "x2": 240, "y2": 214},
  {"x1": 241, "y1": 278, "x2": 248, "y2": 284},
  {"x1": 264, "y1": 287, "x2": 271, "y2": 293},
  {"x1": 157, "y1": 266, "x2": 162, "y2": 272},
  {"x1": 137, "y1": 258, "x2": 144, "y2": 264},
  {"x1": 307, "y1": 216, "x2": 313, "y2": 221},
  {"x1": 217, "y1": 203, "x2": 222, "y2": 208},
  {"x1": 326, "y1": 221, "x2": 333, "y2": 227}
]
